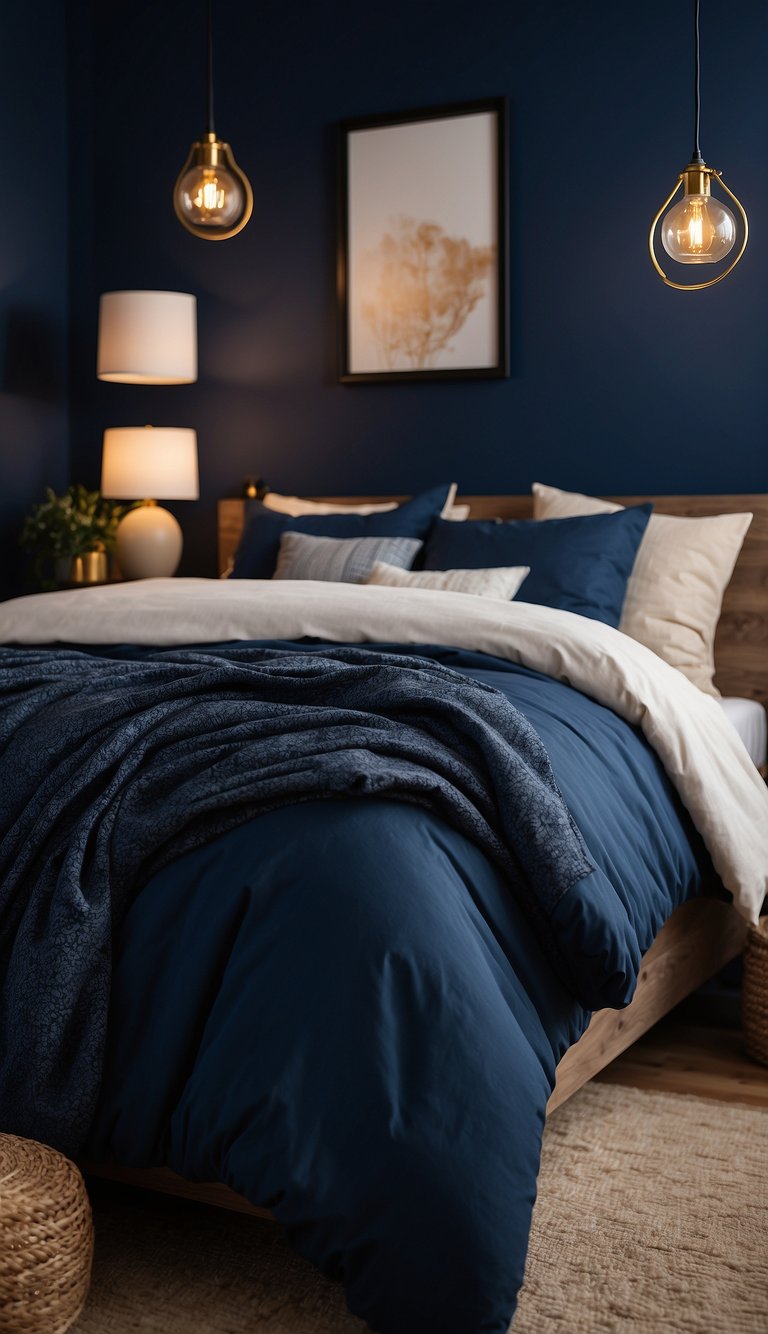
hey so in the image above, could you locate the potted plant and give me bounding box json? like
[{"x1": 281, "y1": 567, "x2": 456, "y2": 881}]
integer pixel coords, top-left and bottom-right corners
[{"x1": 20, "y1": 484, "x2": 129, "y2": 589}]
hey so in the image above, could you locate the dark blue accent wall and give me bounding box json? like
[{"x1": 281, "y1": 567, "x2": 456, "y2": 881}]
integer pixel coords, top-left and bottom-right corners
[
  {"x1": 0, "y1": 2, "x2": 70, "y2": 597},
  {"x1": 63, "y1": 0, "x2": 768, "y2": 577}
]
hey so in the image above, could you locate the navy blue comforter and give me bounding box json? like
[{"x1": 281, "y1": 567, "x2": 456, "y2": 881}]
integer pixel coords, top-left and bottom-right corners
[
  {"x1": 0, "y1": 644, "x2": 592, "y2": 1157},
  {"x1": 4, "y1": 642, "x2": 717, "y2": 1332}
]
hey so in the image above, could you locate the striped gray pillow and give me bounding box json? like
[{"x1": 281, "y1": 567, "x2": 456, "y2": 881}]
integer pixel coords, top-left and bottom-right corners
[{"x1": 273, "y1": 531, "x2": 422, "y2": 584}]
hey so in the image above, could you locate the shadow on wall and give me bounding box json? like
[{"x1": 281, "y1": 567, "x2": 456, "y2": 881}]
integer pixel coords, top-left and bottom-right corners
[
  {"x1": 0, "y1": 306, "x2": 69, "y2": 600},
  {"x1": 0, "y1": 399, "x2": 64, "y2": 600},
  {"x1": 0, "y1": 314, "x2": 70, "y2": 602},
  {"x1": 2, "y1": 307, "x2": 65, "y2": 402}
]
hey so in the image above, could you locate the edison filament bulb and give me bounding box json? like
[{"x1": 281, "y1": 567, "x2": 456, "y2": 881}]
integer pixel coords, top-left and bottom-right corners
[
  {"x1": 661, "y1": 184, "x2": 736, "y2": 264},
  {"x1": 173, "y1": 133, "x2": 252, "y2": 241}
]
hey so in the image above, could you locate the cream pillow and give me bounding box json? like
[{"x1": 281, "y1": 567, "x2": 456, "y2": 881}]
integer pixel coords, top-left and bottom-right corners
[
  {"x1": 263, "y1": 483, "x2": 469, "y2": 521},
  {"x1": 263, "y1": 492, "x2": 398, "y2": 517},
  {"x1": 366, "y1": 561, "x2": 530, "y2": 600},
  {"x1": 532, "y1": 482, "x2": 752, "y2": 696}
]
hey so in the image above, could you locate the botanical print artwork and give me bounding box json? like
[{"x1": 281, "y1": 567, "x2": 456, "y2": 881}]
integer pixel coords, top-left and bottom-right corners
[
  {"x1": 341, "y1": 101, "x2": 506, "y2": 379},
  {"x1": 359, "y1": 217, "x2": 496, "y2": 371}
]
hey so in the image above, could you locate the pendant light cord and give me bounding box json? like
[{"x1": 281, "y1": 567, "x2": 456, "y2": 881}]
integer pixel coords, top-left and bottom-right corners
[
  {"x1": 206, "y1": 0, "x2": 215, "y2": 135},
  {"x1": 692, "y1": 0, "x2": 703, "y2": 162}
]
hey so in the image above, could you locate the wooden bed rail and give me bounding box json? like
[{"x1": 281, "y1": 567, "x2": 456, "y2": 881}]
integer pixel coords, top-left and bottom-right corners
[{"x1": 547, "y1": 898, "x2": 747, "y2": 1113}]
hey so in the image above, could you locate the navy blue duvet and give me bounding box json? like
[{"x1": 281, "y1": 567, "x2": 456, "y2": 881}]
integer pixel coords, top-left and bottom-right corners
[
  {"x1": 73, "y1": 642, "x2": 720, "y2": 1333},
  {"x1": 3, "y1": 640, "x2": 714, "y2": 1328}
]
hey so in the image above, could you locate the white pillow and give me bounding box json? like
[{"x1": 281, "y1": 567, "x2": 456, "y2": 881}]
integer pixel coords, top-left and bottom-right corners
[
  {"x1": 532, "y1": 482, "x2": 752, "y2": 696},
  {"x1": 366, "y1": 561, "x2": 530, "y2": 600},
  {"x1": 263, "y1": 483, "x2": 469, "y2": 521},
  {"x1": 263, "y1": 492, "x2": 398, "y2": 516}
]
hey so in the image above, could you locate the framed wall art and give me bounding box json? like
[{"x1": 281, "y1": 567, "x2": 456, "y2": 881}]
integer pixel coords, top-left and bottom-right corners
[{"x1": 337, "y1": 97, "x2": 509, "y2": 383}]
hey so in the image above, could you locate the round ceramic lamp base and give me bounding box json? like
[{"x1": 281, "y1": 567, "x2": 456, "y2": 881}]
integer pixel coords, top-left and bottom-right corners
[{"x1": 116, "y1": 504, "x2": 183, "y2": 579}]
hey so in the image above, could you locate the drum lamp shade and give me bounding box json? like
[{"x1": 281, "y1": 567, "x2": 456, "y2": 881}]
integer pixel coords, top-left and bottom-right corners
[
  {"x1": 101, "y1": 427, "x2": 199, "y2": 500},
  {"x1": 97, "y1": 291, "x2": 197, "y2": 384}
]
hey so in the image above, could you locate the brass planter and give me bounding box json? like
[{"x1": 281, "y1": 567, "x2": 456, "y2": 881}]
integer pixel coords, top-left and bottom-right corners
[{"x1": 55, "y1": 548, "x2": 109, "y2": 586}]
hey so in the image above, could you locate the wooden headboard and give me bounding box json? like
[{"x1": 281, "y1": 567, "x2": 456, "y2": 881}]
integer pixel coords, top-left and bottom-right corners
[{"x1": 218, "y1": 494, "x2": 768, "y2": 706}]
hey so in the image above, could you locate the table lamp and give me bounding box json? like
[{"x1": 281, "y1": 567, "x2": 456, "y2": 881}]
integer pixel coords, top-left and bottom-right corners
[
  {"x1": 97, "y1": 291, "x2": 197, "y2": 384},
  {"x1": 101, "y1": 426, "x2": 199, "y2": 578}
]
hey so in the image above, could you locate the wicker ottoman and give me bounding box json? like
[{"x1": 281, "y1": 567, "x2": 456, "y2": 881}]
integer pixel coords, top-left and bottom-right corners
[{"x1": 0, "y1": 1134, "x2": 93, "y2": 1333}]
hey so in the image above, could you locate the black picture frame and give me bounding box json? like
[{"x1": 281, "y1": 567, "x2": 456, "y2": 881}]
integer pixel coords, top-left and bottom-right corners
[{"x1": 337, "y1": 97, "x2": 509, "y2": 383}]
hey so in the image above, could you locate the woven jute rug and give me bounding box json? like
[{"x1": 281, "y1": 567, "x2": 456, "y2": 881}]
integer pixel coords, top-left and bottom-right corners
[{"x1": 73, "y1": 1083, "x2": 768, "y2": 1333}]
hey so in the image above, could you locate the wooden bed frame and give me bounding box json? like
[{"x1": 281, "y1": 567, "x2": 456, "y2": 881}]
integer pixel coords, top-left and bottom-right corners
[{"x1": 85, "y1": 492, "x2": 767, "y2": 1217}]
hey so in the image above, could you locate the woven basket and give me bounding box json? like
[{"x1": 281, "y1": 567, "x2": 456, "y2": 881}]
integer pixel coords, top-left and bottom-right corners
[
  {"x1": 742, "y1": 917, "x2": 768, "y2": 1067},
  {"x1": 0, "y1": 1134, "x2": 93, "y2": 1333}
]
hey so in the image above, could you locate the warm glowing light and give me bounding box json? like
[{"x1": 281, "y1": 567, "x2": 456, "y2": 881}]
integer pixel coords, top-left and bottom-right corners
[
  {"x1": 178, "y1": 165, "x2": 244, "y2": 227},
  {"x1": 194, "y1": 173, "x2": 225, "y2": 213},
  {"x1": 661, "y1": 191, "x2": 736, "y2": 264},
  {"x1": 173, "y1": 136, "x2": 252, "y2": 239},
  {"x1": 687, "y1": 202, "x2": 704, "y2": 250}
]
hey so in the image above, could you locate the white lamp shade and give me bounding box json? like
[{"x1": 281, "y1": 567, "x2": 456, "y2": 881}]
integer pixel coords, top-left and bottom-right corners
[
  {"x1": 101, "y1": 427, "x2": 199, "y2": 500},
  {"x1": 97, "y1": 290, "x2": 197, "y2": 384}
]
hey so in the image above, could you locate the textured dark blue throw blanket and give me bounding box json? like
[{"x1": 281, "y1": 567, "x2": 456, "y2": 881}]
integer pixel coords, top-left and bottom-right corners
[{"x1": 0, "y1": 644, "x2": 592, "y2": 1154}]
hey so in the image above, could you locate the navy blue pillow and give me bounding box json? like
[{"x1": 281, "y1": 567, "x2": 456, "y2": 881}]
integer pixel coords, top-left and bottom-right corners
[
  {"x1": 422, "y1": 505, "x2": 653, "y2": 626},
  {"x1": 230, "y1": 485, "x2": 454, "y2": 579}
]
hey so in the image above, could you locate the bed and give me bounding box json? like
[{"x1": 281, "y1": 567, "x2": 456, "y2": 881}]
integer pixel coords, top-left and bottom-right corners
[
  {"x1": 0, "y1": 490, "x2": 766, "y2": 1333},
  {"x1": 219, "y1": 490, "x2": 768, "y2": 1120}
]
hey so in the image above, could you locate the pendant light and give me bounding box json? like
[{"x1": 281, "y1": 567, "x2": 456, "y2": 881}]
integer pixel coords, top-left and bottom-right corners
[
  {"x1": 173, "y1": 0, "x2": 253, "y2": 241},
  {"x1": 648, "y1": 0, "x2": 747, "y2": 291}
]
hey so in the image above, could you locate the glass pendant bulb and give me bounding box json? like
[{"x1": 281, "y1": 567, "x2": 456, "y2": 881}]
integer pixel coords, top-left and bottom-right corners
[
  {"x1": 648, "y1": 1, "x2": 748, "y2": 290},
  {"x1": 173, "y1": 133, "x2": 253, "y2": 240},
  {"x1": 661, "y1": 169, "x2": 736, "y2": 264}
]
